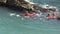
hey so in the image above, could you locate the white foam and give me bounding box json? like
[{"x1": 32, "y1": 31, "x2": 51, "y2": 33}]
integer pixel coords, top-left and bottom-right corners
[
  {"x1": 24, "y1": 16, "x2": 30, "y2": 18},
  {"x1": 9, "y1": 13, "x2": 16, "y2": 16},
  {"x1": 25, "y1": 0, "x2": 36, "y2": 4},
  {"x1": 16, "y1": 14, "x2": 20, "y2": 17},
  {"x1": 21, "y1": 18, "x2": 24, "y2": 20},
  {"x1": 36, "y1": 13, "x2": 42, "y2": 17},
  {"x1": 48, "y1": 4, "x2": 57, "y2": 9},
  {"x1": 36, "y1": 14, "x2": 40, "y2": 16},
  {"x1": 56, "y1": 8, "x2": 58, "y2": 11},
  {"x1": 39, "y1": 18, "x2": 43, "y2": 20}
]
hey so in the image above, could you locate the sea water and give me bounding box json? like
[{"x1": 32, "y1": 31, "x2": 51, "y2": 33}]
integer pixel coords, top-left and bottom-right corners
[{"x1": 0, "y1": 0, "x2": 60, "y2": 34}]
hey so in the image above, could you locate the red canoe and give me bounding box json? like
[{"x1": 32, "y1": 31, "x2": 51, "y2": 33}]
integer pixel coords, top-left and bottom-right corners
[
  {"x1": 46, "y1": 14, "x2": 59, "y2": 19},
  {"x1": 20, "y1": 14, "x2": 35, "y2": 17}
]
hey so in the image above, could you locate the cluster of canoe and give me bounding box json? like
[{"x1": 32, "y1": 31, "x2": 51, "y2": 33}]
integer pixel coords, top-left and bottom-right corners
[{"x1": 20, "y1": 13, "x2": 60, "y2": 19}]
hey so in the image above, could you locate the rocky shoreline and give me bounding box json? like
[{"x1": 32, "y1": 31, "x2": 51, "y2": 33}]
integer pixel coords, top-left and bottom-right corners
[
  {"x1": 0, "y1": 0, "x2": 57, "y2": 13},
  {"x1": 0, "y1": 0, "x2": 33, "y2": 12}
]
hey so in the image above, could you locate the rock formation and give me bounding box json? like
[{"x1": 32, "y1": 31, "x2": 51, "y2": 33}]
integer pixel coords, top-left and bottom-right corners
[
  {"x1": 0, "y1": 0, "x2": 6, "y2": 3},
  {"x1": 0, "y1": 0, "x2": 33, "y2": 11},
  {"x1": 0, "y1": 0, "x2": 56, "y2": 13}
]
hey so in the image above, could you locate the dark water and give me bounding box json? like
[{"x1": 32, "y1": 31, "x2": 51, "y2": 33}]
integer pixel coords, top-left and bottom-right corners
[{"x1": 0, "y1": 0, "x2": 60, "y2": 34}]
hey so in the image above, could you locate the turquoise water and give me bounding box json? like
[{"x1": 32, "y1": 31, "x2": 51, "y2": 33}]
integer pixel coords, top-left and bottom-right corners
[{"x1": 0, "y1": 0, "x2": 60, "y2": 34}]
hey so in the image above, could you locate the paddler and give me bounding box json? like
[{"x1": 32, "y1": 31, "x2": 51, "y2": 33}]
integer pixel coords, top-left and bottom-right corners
[
  {"x1": 21, "y1": 10, "x2": 35, "y2": 17},
  {"x1": 25, "y1": 10, "x2": 29, "y2": 16},
  {"x1": 20, "y1": 10, "x2": 29, "y2": 16},
  {"x1": 46, "y1": 14, "x2": 53, "y2": 18}
]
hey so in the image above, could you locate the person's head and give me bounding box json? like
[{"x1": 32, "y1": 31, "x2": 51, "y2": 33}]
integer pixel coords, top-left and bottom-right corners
[{"x1": 48, "y1": 14, "x2": 50, "y2": 16}]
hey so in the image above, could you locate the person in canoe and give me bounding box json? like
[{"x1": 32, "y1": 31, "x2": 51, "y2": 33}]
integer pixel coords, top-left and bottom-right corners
[
  {"x1": 46, "y1": 13, "x2": 59, "y2": 19},
  {"x1": 20, "y1": 10, "x2": 36, "y2": 17}
]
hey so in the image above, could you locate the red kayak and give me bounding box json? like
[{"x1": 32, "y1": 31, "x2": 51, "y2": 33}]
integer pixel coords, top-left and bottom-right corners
[
  {"x1": 20, "y1": 14, "x2": 35, "y2": 17},
  {"x1": 46, "y1": 14, "x2": 59, "y2": 19}
]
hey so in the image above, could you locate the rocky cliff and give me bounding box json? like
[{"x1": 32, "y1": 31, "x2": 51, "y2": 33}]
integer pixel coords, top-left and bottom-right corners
[
  {"x1": 0, "y1": 0, "x2": 32, "y2": 9},
  {"x1": 0, "y1": 0, "x2": 33, "y2": 11},
  {"x1": 0, "y1": 0, "x2": 56, "y2": 12},
  {"x1": 0, "y1": 0, "x2": 6, "y2": 3}
]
